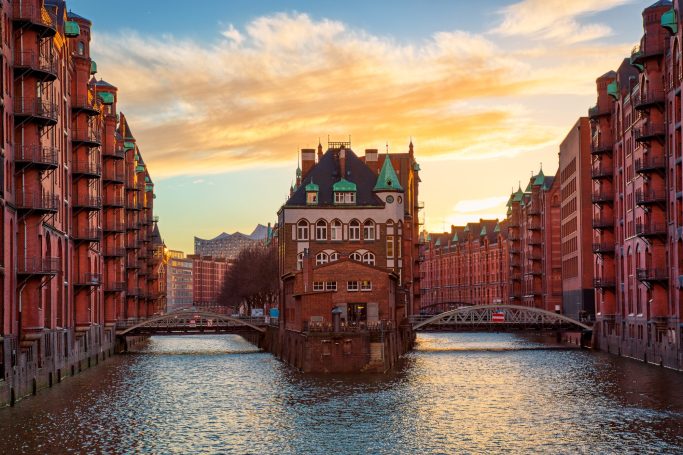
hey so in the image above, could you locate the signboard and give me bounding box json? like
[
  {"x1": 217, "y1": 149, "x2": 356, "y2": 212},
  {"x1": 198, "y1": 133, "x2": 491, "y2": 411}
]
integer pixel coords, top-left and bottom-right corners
[
  {"x1": 269, "y1": 308, "x2": 279, "y2": 318},
  {"x1": 492, "y1": 311, "x2": 506, "y2": 323},
  {"x1": 251, "y1": 308, "x2": 264, "y2": 317}
]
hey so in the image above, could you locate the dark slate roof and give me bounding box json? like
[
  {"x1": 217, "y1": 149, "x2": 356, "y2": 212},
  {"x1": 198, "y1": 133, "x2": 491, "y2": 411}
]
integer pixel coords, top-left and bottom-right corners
[
  {"x1": 151, "y1": 223, "x2": 164, "y2": 246},
  {"x1": 45, "y1": 1, "x2": 68, "y2": 27},
  {"x1": 616, "y1": 58, "x2": 639, "y2": 93},
  {"x1": 646, "y1": 0, "x2": 672, "y2": 9},
  {"x1": 122, "y1": 117, "x2": 135, "y2": 140},
  {"x1": 96, "y1": 79, "x2": 116, "y2": 89},
  {"x1": 66, "y1": 9, "x2": 92, "y2": 24},
  {"x1": 599, "y1": 70, "x2": 617, "y2": 79},
  {"x1": 286, "y1": 148, "x2": 384, "y2": 207}
]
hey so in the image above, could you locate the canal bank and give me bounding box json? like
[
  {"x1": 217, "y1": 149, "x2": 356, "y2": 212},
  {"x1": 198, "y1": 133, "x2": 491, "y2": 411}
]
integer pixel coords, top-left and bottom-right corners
[{"x1": 0, "y1": 328, "x2": 148, "y2": 408}]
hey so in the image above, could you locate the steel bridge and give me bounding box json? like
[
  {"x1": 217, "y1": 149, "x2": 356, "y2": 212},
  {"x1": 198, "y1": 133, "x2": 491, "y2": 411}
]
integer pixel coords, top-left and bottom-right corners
[
  {"x1": 116, "y1": 310, "x2": 267, "y2": 337},
  {"x1": 410, "y1": 304, "x2": 592, "y2": 332}
]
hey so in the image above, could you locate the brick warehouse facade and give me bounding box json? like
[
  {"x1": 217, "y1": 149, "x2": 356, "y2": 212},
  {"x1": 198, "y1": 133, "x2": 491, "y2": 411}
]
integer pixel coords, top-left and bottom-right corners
[
  {"x1": 420, "y1": 220, "x2": 509, "y2": 312},
  {"x1": 590, "y1": 0, "x2": 683, "y2": 369},
  {"x1": 0, "y1": 0, "x2": 165, "y2": 406},
  {"x1": 274, "y1": 141, "x2": 418, "y2": 372},
  {"x1": 187, "y1": 255, "x2": 230, "y2": 310}
]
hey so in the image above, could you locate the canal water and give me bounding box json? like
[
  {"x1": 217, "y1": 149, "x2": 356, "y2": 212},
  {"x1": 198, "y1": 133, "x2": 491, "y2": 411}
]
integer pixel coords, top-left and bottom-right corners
[{"x1": 1, "y1": 333, "x2": 683, "y2": 454}]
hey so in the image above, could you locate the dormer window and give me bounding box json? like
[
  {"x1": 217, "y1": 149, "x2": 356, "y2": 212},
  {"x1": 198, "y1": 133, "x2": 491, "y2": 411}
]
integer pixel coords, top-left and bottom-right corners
[
  {"x1": 305, "y1": 180, "x2": 319, "y2": 205},
  {"x1": 332, "y1": 178, "x2": 357, "y2": 205}
]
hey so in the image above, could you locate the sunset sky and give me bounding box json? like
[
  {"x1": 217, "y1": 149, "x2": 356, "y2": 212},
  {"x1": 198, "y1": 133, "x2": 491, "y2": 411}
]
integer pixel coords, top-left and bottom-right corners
[{"x1": 68, "y1": 0, "x2": 650, "y2": 253}]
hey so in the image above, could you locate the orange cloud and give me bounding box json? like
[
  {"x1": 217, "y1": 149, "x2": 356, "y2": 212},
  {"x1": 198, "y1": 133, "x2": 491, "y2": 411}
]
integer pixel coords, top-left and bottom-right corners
[{"x1": 90, "y1": 11, "x2": 635, "y2": 178}]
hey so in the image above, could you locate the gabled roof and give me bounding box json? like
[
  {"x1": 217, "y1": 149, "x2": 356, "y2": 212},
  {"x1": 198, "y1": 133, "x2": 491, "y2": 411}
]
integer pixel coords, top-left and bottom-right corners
[
  {"x1": 533, "y1": 169, "x2": 545, "y2": 186},
  {"x1": 285, "y1": 148, "x2": 384, "y2": 207},
  {"x1": 374, "y1": 156, "x2": 403, "y2": 192}
]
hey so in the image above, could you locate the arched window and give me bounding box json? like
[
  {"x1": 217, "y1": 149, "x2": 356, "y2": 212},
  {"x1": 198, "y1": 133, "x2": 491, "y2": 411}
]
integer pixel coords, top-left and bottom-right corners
[
  {"x1": 349, "y1": 219, "x2": 361, "y2": 240},
  {"x1": 297, "y1": 220, "x2": 309, "y2": 240},
  {"x1": 329, "y1": 251, "x2": 339, "y2": 261},
  {"x1": 297, "y1": 252, "x2": 304, "y2": 270},
  {"x1": 362, "y1": 252, "x2": 375, "y2": 265},
  {"x1": 363, "y1": 220, "x2": 375, "y2": 240},
  {"x1": 330, "y1": 220, "x2": 342, "y2": 240},
  {"x1": 78, "y1": 41, "x2": 85, "y2": 55},
  {"x1": 316, "y1": 252, "x2": 329, "y2": 265},
  {"x1": 350, "y1": 252, "x2": 362, "y2": 262},
  {"x1": 315, "y1": 220, "x2": 327, "y2": 240}
]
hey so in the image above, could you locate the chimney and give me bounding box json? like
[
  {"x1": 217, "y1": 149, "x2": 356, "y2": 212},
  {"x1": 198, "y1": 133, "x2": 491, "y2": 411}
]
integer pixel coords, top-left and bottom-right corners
[
  {"x1": 365, "y1": 149, "x2": 378, "y2": 174},
  {"x1": 301, "y1": 148, "x2": 316, "y2": 178},
  {"x1": 339, "y1": 148, "x2": 346, "y2": 179}
]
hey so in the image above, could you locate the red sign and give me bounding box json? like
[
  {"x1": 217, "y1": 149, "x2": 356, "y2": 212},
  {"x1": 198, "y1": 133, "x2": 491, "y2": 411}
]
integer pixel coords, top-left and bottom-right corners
[{"x1": 492, "y1": 311, "x2": 505, "y2": 323}]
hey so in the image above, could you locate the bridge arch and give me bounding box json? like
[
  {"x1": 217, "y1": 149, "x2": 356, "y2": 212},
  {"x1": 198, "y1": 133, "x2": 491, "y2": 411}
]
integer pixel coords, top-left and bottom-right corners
[
  {"x1": 117, "y1": 309, "x2": 266, "y2": 336},
  {"x1": 412, "y1": 304, "x2": 592, "y2": 331}
]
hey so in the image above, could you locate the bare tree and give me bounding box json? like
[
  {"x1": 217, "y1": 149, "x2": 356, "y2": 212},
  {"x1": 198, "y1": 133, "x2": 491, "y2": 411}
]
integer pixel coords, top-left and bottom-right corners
[{"x1": 219, "y1": 244, "x2": 278, "y2": 313}]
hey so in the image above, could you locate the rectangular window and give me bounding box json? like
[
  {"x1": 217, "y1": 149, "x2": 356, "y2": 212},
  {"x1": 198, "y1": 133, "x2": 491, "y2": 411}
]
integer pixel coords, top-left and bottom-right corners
[
  {"x1": 347, "y1": 281, "x2": 359, "y2": 292},
  {"x1": 313, "y1": 281, "x2": 324, "y2": 291},
  {"x1": 335, "y1": 192, "x2": 344, "y2": 203},
  {"x1": 387, "y1": 236, "x2": 394, "y2": 258},
  {"x1": 360, "y1": 280, "x2": 372, "y2": 291},
  {"x1": 326, "y1": 281, "x2": 337, "y2": 291},
  {"x1": 345, "y1": 192, "x2": 356, "y2": 203}
]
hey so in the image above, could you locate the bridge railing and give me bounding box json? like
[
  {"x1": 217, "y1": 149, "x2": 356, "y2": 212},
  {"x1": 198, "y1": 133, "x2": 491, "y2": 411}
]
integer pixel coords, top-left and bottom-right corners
[{"x1": 303, "y1": 319, "x2": 394, "y2": 333}]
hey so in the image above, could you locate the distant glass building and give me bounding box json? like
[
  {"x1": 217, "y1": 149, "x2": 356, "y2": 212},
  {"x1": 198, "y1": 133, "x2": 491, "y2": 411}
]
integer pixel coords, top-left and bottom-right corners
[{"x1": 194, "y1": 224, "x2": 268, "y2": 259}]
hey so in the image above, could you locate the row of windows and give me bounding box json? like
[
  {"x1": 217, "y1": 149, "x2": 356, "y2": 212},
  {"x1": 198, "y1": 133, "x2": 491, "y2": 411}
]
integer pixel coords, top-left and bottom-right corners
[
  {"x1": 297, "y1": 219, "x2": 376, "y2": 241},
  {"x1": 312, "y1": 281, "x2": 372, "y2": 292},
  {"x1": 298, "y1": 250, "x2": 376, "y2": 268}
]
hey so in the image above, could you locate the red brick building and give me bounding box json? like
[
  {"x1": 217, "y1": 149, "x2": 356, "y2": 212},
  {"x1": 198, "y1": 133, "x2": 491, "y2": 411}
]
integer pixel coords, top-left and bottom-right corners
[
  {"x1": 590, "y1": 0, "x2": 682, "y2": 369},
  {"x1": 0, "y1": 0, "x2": 164, "y2": 405},
  {"x1": 506, "y1": 170, "x2": 563, "y2": 312},
  {"x1": 187, "y1": 255, "x2": 230, "y2": 310},
  {"x1": 420, "y1": 220, "x2": 509, "y2": 311},
  {"x1": 275, "y1": 141, "x2": 417, "y2": 372},
  {"x1": 559, "y1": 117, "x2": 595, "y2": 321}
]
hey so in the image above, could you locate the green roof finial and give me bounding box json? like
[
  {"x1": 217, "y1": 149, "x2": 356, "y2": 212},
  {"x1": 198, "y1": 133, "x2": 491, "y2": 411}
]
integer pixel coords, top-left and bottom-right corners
[{"x1": 305, "y1": 179, "x2": 319, "y2": 192}]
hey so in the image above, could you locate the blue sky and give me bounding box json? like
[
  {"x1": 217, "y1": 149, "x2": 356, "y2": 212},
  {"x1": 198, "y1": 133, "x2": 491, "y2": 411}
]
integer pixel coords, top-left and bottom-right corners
[{"x1": 66, "y1": 0, "x2": 653, "y2": 253}]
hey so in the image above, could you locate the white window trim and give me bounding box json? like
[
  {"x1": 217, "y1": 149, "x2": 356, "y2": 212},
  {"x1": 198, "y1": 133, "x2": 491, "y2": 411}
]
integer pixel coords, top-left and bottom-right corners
[{"x1": 347, "y1": 281, "x2": 359, "y2": 292}]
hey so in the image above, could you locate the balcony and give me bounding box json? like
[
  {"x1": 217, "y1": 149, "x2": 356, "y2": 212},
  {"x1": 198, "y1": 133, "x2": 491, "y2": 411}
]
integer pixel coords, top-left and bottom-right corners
[
  {"x1": 72, "y1": 128, "x2": 102, "y2": 147},
  {"x1": 588, "y1": 104, "x2": 611, "y2": 119},
  {"x1": 104, "y1": 282, "x2": 125, "y2": 292},
  {"x1": 509, "y1": 247, "x2": 521, "y2": 255},
  {"x1": 635, "y1": 189, "x2": 666, "y2": 206},
  {"x1": 634, "y1": 89, "x2": 665, "y2": 111},
  {"x1": 510, "y1": 272, "x2": 522, "y2": 281},
  {"x1": 634, "y1": 155, "x2": 666, "y2": 174},
  {"x1": 16, "y1": 191, "x2": 59, "y2": 213},
  {"x1": 526, "y1": 267, "x2": 543, "y2": 276},
  {"x1": 527, "y1": 221, "x2": 542, "y2": 230},
  {"x1": 125, "y1": 201, "x2": 142, "y2": 211},
  {"x1": 72, "y1": 160, "x2": 102, "y2": 179},
  {"x1": 591, "y1": 164, "x2": 613, "y2": 179},
  {"x1": 125, "y1": 258, "x2": 140, "y2": 269},
  {"x1": 635, "y1": 222, "x2": 667, "y2": 238},
  {"x1": 73, "y1": 228, "x2": 102, "y2": 242},
  {"x1": 73, "y1": 195, "x2": 102, "y2": 211},
  {"x1": 103, "y1": 194, "x2": 125, "y2": 208},
  {"x1": 102, "y1": 168, "x2": 125, "y2": 184},
  {"x1": 592, "y1": 216, "x2": 614, "y2": 229},
  {"x1": 74, "y1": 273, "x2": 103, "y2": 287},
  {"x1": 127, "y1": 287, "x2": 143, "y2": 297},
  {"x1": 634, "y1": 124, "x2": 665, "y2": 142},
  {"x1": 636, "y1": 268, "x2": 668, "y2": 283},
  {"x1": 103, "y1": 247, "x2": 125, "y2": 257},
  {"x1": 125, "y1": 181, "x2": 141, "y2": 192},
  {"x1": 592, "y1": 190, "x2": 614, "y2": 204},
  {"x1": 528, "y1": 237, "x2": 542, "y2": 246},
  {"x1": 103, "y1": 147, "x2": 126, "y2": 160},
  {"x1": 12, "y1": 3, "x2": 57, "y2": 36},
  {"x1": 71, "y1": 94, "x2": 100, "y2": 116},
  {"x1": 103, "y1": 219, "x2": 125, "y2": 233},
  {"x1": 509, "y1": 259, "x2": 521, "y2": 268},
  {"x1": 15, "y1": 145, "x2": 58, "y2": 170},
  {"x1": 592, "y1": 242, "x2": 615, "y2": 254},
  {"x1": 125, "y1": 240, "x2": 140, "y2": 250},
  {"x1": 14, "y1": 98, "x2": 58, "y2": 125},
  {"x1": 13, "y1": 51, "x2": 58, "y2": 80},
  {"x1": 527, "y1": 207, "x2": 541, "y2": 216},
  {"x1": 528, "y1": 252, "x2": 543, "y2": 261},
  {"x1": 630, "y1": 42, "x2": 664, "y2": 66},
  {"x1": 591, "y1": 141, "x2": 613, "y2": 156},
  {"x1": 17, "y1": 257, "x2": 61, "y2": 276},
  {"x1": 593, "y1": 278, "x2": 616, "y2": 289}
]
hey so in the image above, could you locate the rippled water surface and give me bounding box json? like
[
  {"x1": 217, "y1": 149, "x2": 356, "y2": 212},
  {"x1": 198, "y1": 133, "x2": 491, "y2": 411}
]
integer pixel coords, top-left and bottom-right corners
[{"x1": 1, "y1": 333, "x2": 683, "y2": 454}]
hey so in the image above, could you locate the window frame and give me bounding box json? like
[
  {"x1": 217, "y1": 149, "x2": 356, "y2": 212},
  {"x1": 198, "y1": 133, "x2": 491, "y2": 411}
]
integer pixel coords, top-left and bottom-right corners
[
  {"x1": 297, "y1": 220, "x2": 309, "y2": 240},
  {"x1": 349, "y1": 220, "x2": 361, "y2": 240},
  {"x1": 347, "y1": 281, "x2": 359, "y2": 292},
  {"x1": 363, "y1": 220, "x2": 375, "y2": 240},
  {"x1": 326, "y1": 281, "x2": 337, "y2": 291},
  {"x1": 315, "y1": 220, "x2": 327, "y2": 240}
]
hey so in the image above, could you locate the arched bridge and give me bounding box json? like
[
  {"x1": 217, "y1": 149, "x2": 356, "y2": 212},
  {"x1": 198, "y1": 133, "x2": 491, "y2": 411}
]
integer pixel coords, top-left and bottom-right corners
[
  {"x1": 116, "y1": 310, "x2": 267, "y2": 337},
  {"x1": 410, "y1": 305, "x2": 592, "y2": 332}
]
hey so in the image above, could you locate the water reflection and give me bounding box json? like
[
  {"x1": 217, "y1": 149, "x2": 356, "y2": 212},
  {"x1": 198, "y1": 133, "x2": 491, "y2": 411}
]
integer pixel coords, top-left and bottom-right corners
[{"x1": 0, "y1": 333, "x2": 681, "y2": 454}]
